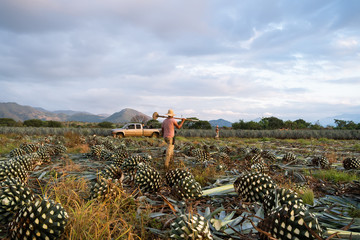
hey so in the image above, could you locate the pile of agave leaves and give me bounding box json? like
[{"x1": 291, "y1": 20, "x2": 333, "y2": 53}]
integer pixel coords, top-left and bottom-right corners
[{"x1": 1, "y1": 135, "x2": 360, "y2": 239}]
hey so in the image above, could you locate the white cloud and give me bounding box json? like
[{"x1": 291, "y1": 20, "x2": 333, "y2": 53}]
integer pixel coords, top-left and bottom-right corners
[{"x1": 1, "y1": 0, "x2": 360, "y2": 123}]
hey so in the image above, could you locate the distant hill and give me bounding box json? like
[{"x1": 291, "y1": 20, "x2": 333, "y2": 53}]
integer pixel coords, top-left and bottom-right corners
[
  {"x1": 209, "y1": 119, "x2": 233, "y2": 127},
  {"x1": 0, "y1": 102, "x2": 150, "y2": 123},
  {"x1": 105, "y1": 108, "x2": 151, "y2": 123},
  {"x1": 0, "y1": 102, "x2": 66, "y2": 122},
  {"x1": 67, "y1": 113, "x2": 106, "y2": 123},
  {"x1": 319, "y1": 113, "x2": 360, "y2": 126},
  {"x1": 52, "y1": 110, "x2": 92, "y2": 116}
]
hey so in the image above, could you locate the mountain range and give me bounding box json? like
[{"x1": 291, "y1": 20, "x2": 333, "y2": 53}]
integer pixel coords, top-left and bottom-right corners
[
  {"x1": 0, "y1": 102, "x2": 150, "y2": 124},
  {"x1": 1, "y1": 102, "x2": 359, "y2": 126}
]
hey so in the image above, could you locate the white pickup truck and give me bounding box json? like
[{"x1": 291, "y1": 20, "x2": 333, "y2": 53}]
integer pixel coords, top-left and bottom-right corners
[{"x1": 111, "y1": 123, "x2": 161, "y2": 138}]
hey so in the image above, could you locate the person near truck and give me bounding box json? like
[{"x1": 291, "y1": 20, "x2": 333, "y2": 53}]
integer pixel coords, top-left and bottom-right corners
[{"x1": 161, "y1": 109, "x2": 185, "y2": 170}]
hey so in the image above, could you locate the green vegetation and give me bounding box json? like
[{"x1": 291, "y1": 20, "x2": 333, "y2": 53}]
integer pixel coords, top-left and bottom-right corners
[
  {"x1": 232, "y1": 116, "x2": 360, "y2": 130},
  {"x1": 353, "y1": 144, "x2": 360, "y2": 151},
  {"x1": 182, "y1": 118, "x2": 212, "y2": 129},
  {"x1": 48, "y1": 176, "x2": 152, "y2": 239},
  {"x1": 97, "y1": 121, "x2": 114, "y2": 128},
  {"x1": 300, "y1": 188, "x2": 314, "y2": 205},
  {"x1": 0, "y1": 118, "x2": 21, "y2": 127},
  {"x1": 146, "y1": 119, "x2": 161, "y2": 128},
  {"x1": 349, "y1": 208, "x2": 360, "y2": 218},
  {"x1": 310, "y1": 169, "x2": 360, "y2": 183}
]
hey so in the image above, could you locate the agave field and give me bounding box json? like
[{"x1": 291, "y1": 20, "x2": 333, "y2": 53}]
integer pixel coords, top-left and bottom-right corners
[{"x1": 0, "y1": 131, "x2": 360, "y2": 240}]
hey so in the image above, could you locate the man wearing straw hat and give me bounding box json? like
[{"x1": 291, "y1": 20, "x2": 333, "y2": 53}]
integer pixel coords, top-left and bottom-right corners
[{"x1": 161, "y1": 109, "x2": 185, "y2": 170}]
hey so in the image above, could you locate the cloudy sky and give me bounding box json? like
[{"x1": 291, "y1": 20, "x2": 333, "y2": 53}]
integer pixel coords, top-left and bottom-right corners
[{"x1": 1, "y1": 0, "x2": 359, "y2": 123}]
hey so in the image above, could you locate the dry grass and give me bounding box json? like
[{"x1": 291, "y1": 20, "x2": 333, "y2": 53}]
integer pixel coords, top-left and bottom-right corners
[
  {"x1": 67, "y1": 144, "x2": 90, "y2": 154},
  {"x1": 45, "y1": 176, "x2": 147, "y2": 240},
  {"x1": 192, "y1": 166, "x2": 220, "y2": 187}
]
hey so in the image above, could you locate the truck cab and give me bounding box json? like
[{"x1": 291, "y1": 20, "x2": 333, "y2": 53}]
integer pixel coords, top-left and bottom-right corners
[{"x1": 111, "y1": 123, "x2": 161, "y2": 138}]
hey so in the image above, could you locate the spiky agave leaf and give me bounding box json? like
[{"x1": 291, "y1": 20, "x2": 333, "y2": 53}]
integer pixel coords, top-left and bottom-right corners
[
  {"x1": 0, "y1": 178, "x2": 35, "y2": 225},
  {"x1": 170, "y1": 213, "x2": 213, "y2": 240},
  {"x1": 9, "y1": 198, "x2": 68, "y2": 240},
  {"x1": 258, "y1": 203, "x2": 323, "y2": 240},
  {"x1": 311, "y1": 195, "x2": 360, "y2": 232},
  {"x1": 233, "y1": 172, "x2": 276, "y2": 203}
]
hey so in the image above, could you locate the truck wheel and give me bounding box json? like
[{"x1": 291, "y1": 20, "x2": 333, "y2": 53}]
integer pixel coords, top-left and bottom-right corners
[
  {"x1": 151, "y1": 133, "x2": 159, "y2": 138},
  {"x1": 117, "y1": 133, "x2": 124, "y2": 138}
]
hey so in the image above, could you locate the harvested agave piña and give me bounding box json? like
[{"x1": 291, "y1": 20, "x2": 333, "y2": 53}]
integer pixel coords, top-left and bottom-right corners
[
  {"x1": 97, "y1": 164, "x2": 124, "y2": 181},
  {"x1": 165, "y1": 169, "x2": 194, "y2": 187},
  {"x1": 263, "y1": 188, "x2": 304, "y2": 216},
  {"x1": 165, "y1": 169, "x2": 202, "y2": 200},
  {"x1": 111, "y1": 150, "x2": 129, "y2": 167},
  {"x1": 134, "y1": 163, "x2": 162, "y2": 193},
  {"x1": 343, "y1": 157, "x2": 360, "y2": 170},
  {"x1": 121, "y1": 155, "x2": 150, "y2": 178},
  {"x1": 19, "y1": 143, "x2": 39, "y2": 154},
  {"x1": 258, "y1": 203, "x2": 323, "y2": 240},
  {"x1": 250, "y1": 161, "x2": 267, "y2": 173},
  {"x1": 0, "y1": 160, "x2": 28, "y2": 183},
  {"x1": 233, "y1": 172, "x2": 276, "y2": 203},
  {"x1": 191, "y1": 148, "x2": 210, "y2": 162},
  {"x1": 282, "y1": 152, "x2": 297, "y2": 163},
  {"x1": 9, "y1": 148, "x2": 27, "y2": 158},
  {"x1": 261, "y1": 150, "x2": 277, "y2": 162},
  {"x1": 0, "y1": 178, "x2": 35, "y2": 225},
  {"x1": 219, "y1": 145, "x2": 232, "y2": 155},
  {"x1": 9, "y1": 198, "x2": 68, "y2": 240},
  {"x1": 171, "y1": 177, "x2": 202, "y2": 200},
  {"x1": 311, "y1": 156, "x2": 329, "y2": 169},
  {"x1": 53, "y1": 145, "x2": 67, "y2": 155},
  {"x1": 89, "y1": 177, "x2": 122, "y2": 200},
  {"x1": 170, "y1": 213, "x2": 213, "y2": 239},
  {"x1": 10, "y1": 153, "x2": 42, "y2": 172}
]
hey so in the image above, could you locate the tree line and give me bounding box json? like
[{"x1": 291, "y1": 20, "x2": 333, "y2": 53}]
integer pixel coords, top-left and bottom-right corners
[
  {"x1": 231, "y1": 117, "x2": 360, "y2": 130},
  {"x1": 1, "y1": 116, "x2": 359, "y2": 130}
]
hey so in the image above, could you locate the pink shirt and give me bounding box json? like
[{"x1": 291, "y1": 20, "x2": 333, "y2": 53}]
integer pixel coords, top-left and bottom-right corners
[{"x1": 162, "y1": 118, "x2": 178, "y2": 138}]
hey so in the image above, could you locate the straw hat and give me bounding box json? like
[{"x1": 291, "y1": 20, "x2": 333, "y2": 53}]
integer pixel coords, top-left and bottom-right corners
[{"x1": 165, "y1": 109, "x2": 175, "y2": 117}]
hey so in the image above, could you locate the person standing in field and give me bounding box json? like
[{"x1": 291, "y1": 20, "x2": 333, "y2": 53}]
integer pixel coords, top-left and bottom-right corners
[
  {"x1": 161, "y1": 109, "x2": 185, "y2": 170},
  {"x1": 215, "y1": 125, "x2": 220, "y2": 139}
]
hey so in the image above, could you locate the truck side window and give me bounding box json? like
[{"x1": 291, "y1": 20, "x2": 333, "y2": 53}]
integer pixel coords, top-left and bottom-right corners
[
  {"x1": 136, "y1": 124, "x2": 141, "y2": 129},
  {"x1": 128, "y1": 125, "x2": 135, "y2": 129}
]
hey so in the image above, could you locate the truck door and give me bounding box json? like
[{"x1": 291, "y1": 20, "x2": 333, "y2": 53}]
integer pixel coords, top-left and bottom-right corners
[
  {"x1": 126, "y1": 124, "x2": 137, "y2": 136},
  {"x1": 135, "y1": 124, "x2": 143, "y2": 136}
]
